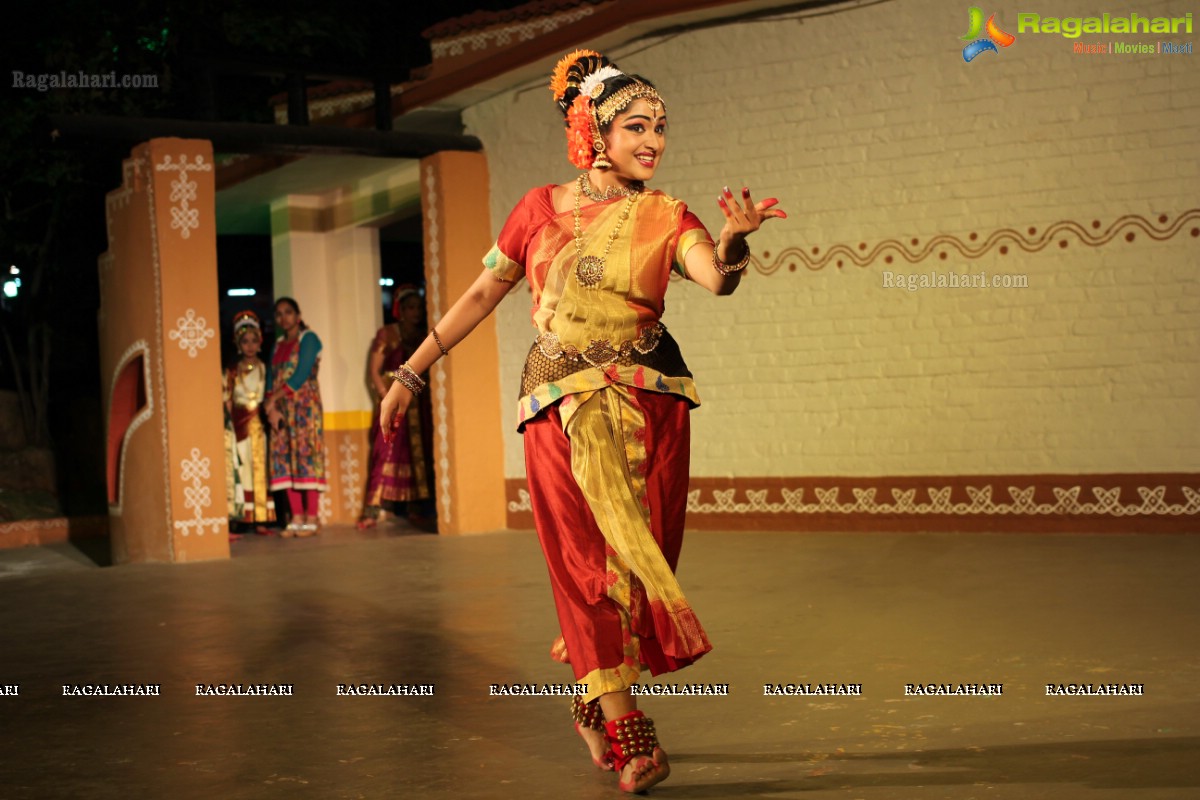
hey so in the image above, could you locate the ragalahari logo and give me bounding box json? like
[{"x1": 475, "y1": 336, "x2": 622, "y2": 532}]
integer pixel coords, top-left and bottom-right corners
[{"x1": 961, "y1": 7, "x2": 1016, "y2": 61}]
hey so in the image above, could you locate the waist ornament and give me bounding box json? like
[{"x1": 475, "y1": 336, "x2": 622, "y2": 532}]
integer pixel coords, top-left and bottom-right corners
[{"x1": 535, "y1": 323, "x2": 665, "y2": 369}]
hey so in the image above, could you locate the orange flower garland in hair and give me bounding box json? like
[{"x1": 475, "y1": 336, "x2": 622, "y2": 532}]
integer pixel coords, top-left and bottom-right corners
[
  {"x1": 566, "y1": 96, "x2": 595, "y2": 169},
  {"x1": 549, "y1": 49, "x2": 601, "y2": 103},
  {"x1": 551, "y1": 49, "x2": 605, "y2": 170}
]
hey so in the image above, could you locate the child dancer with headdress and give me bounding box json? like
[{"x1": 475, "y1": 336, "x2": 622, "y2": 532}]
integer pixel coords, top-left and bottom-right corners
[
  {"x1": 380, "y1": 50, "x2": 785, "y2": 793},
  {"x1": 223, "y1": 311, "x2": 276, "y2": 531}
]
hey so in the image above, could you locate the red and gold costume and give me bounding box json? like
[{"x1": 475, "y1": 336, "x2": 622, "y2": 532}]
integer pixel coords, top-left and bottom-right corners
[
  {"x1": 224, "y1": 357, "x2": 275, "y2": 523},
  {"x1": 488, "y1": 184, "x2": 715, "y2": 701},
  {"x1": 363, "y1": 322, "x2": 433, "y2": 507}
]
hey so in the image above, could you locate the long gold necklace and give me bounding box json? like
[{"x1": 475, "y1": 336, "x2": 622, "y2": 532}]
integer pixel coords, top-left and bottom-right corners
[
  {"x1": 237, "y1": 358, "x2": 262, "y2": 408},
  {"x1": 573, "y1": 175, "x2": 639, "y2": 288}
]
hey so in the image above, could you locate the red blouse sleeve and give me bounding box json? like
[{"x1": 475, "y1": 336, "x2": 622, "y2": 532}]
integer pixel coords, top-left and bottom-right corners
[
  {"x1": 482, "y1": 186, "x2": 555, "y2": 282},
  {"x1": 673, "y1": 206, "x2": 715, "y2": 278}
]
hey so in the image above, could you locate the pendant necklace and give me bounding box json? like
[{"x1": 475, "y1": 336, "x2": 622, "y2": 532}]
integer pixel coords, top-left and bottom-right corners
[{"x1": 574, "y1": 174, "x2": 639, "y2": 288}]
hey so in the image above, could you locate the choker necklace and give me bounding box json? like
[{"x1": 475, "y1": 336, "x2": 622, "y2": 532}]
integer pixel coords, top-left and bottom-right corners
[
  {"x1": 573, "y1": 177, "x2": 639, "y2": 289},
  {"x1": 578, "y1": 173, "x2": 643, "y2": 202}
]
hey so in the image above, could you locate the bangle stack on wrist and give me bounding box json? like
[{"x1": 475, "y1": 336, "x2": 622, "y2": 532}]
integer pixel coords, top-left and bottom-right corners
[
  {"x1": 713, "y1": 242, "x2": 751, "y2": 275},
  {"x1": 391, "y1": 362, "x2": 427, "y2": 394}
]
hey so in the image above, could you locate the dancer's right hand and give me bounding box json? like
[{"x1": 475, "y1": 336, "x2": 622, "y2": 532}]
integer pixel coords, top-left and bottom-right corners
[{"x1": 379, "y1": 382, "x2": 413, "y2": 443}]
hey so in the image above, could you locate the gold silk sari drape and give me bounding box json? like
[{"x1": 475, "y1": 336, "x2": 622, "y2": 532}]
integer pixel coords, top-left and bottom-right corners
[{"x1": 493, "y1": 186, "x2": 715, "y2": 701}]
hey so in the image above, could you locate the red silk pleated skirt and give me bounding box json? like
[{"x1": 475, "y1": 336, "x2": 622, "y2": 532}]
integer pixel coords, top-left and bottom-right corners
[{"x1": 523, "y1": 388, "x2": 708, "y2": 693}]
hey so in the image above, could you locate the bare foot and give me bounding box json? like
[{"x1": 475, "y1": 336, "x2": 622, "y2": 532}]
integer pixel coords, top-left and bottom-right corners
[
  {"x1": 618, "y1": 749, "x2": 669, "y2": 793},
  {"x1": 576, "y1": 723, "x2": 613, "y2": 770}
]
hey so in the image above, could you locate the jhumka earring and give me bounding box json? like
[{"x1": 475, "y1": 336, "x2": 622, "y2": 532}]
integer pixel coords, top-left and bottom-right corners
[{"x1": 592, "y1": 136, "x2": 611, "y2": 170}]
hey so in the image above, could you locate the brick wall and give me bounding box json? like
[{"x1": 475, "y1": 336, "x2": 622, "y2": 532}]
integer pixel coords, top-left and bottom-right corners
[{"x1": 462, "y1": 0, "x2": 1199, "y2": 530}]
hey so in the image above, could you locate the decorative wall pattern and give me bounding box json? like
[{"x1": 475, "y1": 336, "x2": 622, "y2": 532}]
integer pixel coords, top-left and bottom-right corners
[
  {"x1": 167, "y1": 308, "x2": 215, "y2": 358},
  {"x1": 339, "y1": 439, "x2": 363, "y2": 515},
  {"x1": 271, "y1": 85, "x2": 404, "y2": 125},
  {"x1": 425, "y1": 166, "x2": 453, "y2": 526},
  {"x1": 104, "y1": 157, "x2": 144, "y2": 246},
  {"x1": 507, "y1": 473, "x2": 1200, "y2": 533},
  {"x1": 754, "y1": 209, "x2": 1200, "y2": 275},
  {"x1": 682, "y1": 484, "x2": 1200, "y2": 517},
  {"x1": 107, "y1": 339, "x2": 153, "y2": 515},
  {"x1": 173, "y1": 447, "x2": 225, "y2": 536},
  {"x1": 431, "y1": 5, "x2": 597, "y2": 59},
  {"x1": 144, "y1": 152, "x2": 174, "y2": 558},
  {"x1": 155, "y1": 154, "x2": 212, "y2": 240}
]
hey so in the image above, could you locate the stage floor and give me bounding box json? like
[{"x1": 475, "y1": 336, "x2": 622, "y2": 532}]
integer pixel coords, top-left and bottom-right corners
[{"x1": 1, "y1": 529, "x2": 1198, "y2": 799}]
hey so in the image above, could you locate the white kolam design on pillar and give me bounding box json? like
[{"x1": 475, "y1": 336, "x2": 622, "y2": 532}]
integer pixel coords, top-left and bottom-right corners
[
  {"x1": 425, "y1": 166, "x2": 452, "y2": 525},
  {"x1": 339, "y1": 439, "x2": 362, "y2": 514},
  {"x1": 174, "y1": 447, "x2": 225, "y2": 536},
  {"x1": 169, "y1": 308, "x2": 215, "y2": 358},
  {"x1": 155, "y1": 154, "x2": 212, "y2": 239},
  {"x1": 509, "y1": 489, "x2": 532, "y2": 513}
]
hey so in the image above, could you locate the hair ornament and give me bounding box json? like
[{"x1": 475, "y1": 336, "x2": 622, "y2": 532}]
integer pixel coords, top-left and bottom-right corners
[
  {"x1": 566, "y1": 95, "x2": 595, "y2": 170},
  {"x1": 579, "y1": 65, "x2": 623, "y2": 101},
  {"x1": 595, "y1": 83, "x2": 665, "y2": 126},
  {"x1": 550, "y1": 50, "x2": 665, "y2": 169},
  {"x1": 232, "y1": 310, "x2": 261, "y2": 341},
  {"x1": 550, "y1": 49, "x2": 602, "y2": 101}
]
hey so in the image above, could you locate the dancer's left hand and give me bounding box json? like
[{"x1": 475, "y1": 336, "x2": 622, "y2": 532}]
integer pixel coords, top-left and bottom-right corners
[{"x1": 716, "y1": 185, "x2": 786, "y2": 247}]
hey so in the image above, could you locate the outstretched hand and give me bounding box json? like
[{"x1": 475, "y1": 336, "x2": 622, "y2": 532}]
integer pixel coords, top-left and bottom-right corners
[{"x1": 716, "y1": 186, "x2": 786, "y2": 242}]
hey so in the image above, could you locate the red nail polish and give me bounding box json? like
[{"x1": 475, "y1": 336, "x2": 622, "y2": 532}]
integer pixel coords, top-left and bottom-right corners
[{"x1": 742, "y1": 187, "x2": 750, "y2": 197}]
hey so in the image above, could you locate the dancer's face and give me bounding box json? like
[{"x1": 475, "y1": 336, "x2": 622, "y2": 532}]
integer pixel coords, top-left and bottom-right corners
[
  {"x1": 602, "y1": 99, "x2": 667, "y2": 183},
  {"x1": 238, "y1": 329, "x2": 262, "y2": 358}
]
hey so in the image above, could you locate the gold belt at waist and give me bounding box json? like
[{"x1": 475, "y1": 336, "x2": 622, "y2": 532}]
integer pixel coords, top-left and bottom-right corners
[
  {"x1": 519, "y1": 322, "x2": 691, "y2": 399},
  {"x1": 535, "y1": 323, "x2": 665, "y2": 369}
]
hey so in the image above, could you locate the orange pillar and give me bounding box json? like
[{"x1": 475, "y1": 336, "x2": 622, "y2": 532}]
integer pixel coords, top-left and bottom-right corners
[
  {"x1": 99, "y1": 138, "x2": 230, "y2": 563},
  {"x1": 420, "y1": 152, "x2": 507, "y2": 534}
]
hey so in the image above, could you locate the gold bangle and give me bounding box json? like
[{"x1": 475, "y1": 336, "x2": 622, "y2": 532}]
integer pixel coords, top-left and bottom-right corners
[
  {"x1": 431, "y1": 327, "x2": 449, "y2": 356},
  {"x1": 390, "y1": 362, "x2": 426, "y2": 394},
  {"x1": 713, "y1": 242, "x2": 751, "y2": 275}
]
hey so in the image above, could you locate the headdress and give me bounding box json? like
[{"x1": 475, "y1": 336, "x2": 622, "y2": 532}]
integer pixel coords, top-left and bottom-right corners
[
  {"x1": 391, "y1": 283, "x2": 422, "y2": 321},
  {"x1": 549, "y1": 50, "x2": 665, "y2": 170},
  {"x1": 232, "y1": 310, "x2": 260, "y2": 342}
]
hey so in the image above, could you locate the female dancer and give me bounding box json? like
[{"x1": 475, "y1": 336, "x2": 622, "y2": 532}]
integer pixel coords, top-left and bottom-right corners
[
  {"x1": 266, "y1": 297, "x2": 327, "y2": 537},
  {"x1": 223, "y1": 311, "x2": 275, "y2": 530},
  {"x1": 357, "y1": 285, "x2": 434, "y2": 529},
  {"x1": 380, "y1": 51, "x2": 784, "y2": 793}
]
